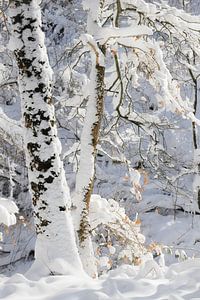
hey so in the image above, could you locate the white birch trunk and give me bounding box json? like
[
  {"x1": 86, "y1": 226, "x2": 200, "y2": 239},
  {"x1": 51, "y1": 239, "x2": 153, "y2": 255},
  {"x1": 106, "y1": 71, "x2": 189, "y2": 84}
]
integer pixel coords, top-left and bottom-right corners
[
  {"x1": 73, "y1": 45, "x2": 105, "y2": 278},
  {"x1": 9, "y1": 0, "x2": 82, "y2": 275},
  {"x1": 191, "y1": 79, "x2": 200, "y2": 210}
]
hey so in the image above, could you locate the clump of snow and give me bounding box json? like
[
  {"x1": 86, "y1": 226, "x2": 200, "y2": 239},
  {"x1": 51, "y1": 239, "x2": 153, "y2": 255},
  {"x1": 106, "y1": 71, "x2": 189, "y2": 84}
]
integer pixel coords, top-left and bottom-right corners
[
  {"x1": 90, "y1": 194, "x2": 147, "y2": 272},
  {"x1": 0, "y1": 197, "x2": 18, "y2": 227}
]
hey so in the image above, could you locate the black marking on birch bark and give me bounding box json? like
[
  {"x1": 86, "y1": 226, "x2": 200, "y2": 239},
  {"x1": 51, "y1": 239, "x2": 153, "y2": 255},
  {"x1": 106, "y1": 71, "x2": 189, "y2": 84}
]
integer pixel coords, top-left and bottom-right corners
[
  {"x1": 16, "y1": 49, "x2": 25, "y2": 59},
  {"x1": 21, "y1": 57, "x2": 35, "y2": 69},
  {"x1": 15, "y1": 35, "x2": 44, "y2": 79},
  {"x1": 32, "y1": 67, "x2": 42, "y2": 79},
  {"x1": 38, "y1": 60, "x2": 45, "y2": 65},
  {"x1": 50, "y1": 120, "x2": 55, "y2": 127},
  {"x1": 38, "y1": 206, "x2": 47, "y2": 210},
  {"x1": 35, "y1": 216, "x2": 52, "y2": 234},
  {"x1": 42, "y1": 200, "x2": 48, "y2": 206},
  {"x1": 37, "y1": 200, "x2": 49, "y2": 210},
  {"x1": 24, "y1": 112, "x2": 32, "y2": 128},
  {"x1": 45, "y1": 138, "x2": 53, "y2": 145},
  {"x1": 34, "y1": 83, "x2": 46, "y2": 94},
  {"x1": 45, "y1": 175, "x2": 54, "y2": 184},
  {"x1": 59, "y1": 206, "x2": 66, "y2": 211},
  {"x1": 27, "y1": 142, "x2": 40, "y2": 155},
  {"x1": 24, "y1": 111, "x2": 52, "y2": 132},
  {"x1": 11, "y1": 0, "x2": 32, "y2": 7},
  {"x1": 31, "y1": 181, "x2": 48, "y2": 206},
  {"x1": 23, "y1": 89, "x2": 34, "y2": 94},
  {"x1": 12, "y1": 13, "x2": 24, "y2": 25},
  {"x1": 28, "y1": 36, "x2": 36, "y2": 42},
  {"x1": 21, "y1": 20, "x2": 37, "y2": 33},
  {"x1": 51, "y1": 170, "x2": 58, "y2": 177},
  {"x1": 27, "y1": 105, "x2": 34, "y2": 111},
  {"x1": 30, "y1": 154, "x2": 55, "y2": 172},
  {"x1": 35, "y1": 212, "x2": 40, "y2": 219},
  {"x1": 41, "y1": 219, "x2": 51, "y2": 226},
  {"x1": 31, "y1": 181, "x2": 47, "y2": 193},
  {"x1": 41, "y1": 127, "x2": 51, "y2": 136}
]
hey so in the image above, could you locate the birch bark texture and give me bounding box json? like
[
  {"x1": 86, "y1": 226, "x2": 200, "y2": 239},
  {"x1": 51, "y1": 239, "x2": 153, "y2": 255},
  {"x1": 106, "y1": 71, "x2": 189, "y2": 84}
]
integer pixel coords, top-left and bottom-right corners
[{"x1": 9, "y1": 0, "x2": 82, "y2": 274}]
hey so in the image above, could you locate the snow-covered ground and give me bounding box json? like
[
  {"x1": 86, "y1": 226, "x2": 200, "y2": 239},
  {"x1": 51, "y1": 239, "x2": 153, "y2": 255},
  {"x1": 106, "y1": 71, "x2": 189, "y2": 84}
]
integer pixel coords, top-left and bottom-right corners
[{"x1": 1, "y1": 259, "x2": 200, "y2": 300}]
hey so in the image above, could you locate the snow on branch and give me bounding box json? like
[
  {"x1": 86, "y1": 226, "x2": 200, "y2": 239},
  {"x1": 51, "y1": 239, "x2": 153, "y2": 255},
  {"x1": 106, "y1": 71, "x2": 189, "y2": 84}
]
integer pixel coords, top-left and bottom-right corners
[
  {"x1": 81, "y1": 34, "x2": 105, "y2": 66},
  {"x1": 95, "y1": 25, "x2": 153, "y2": 44}
]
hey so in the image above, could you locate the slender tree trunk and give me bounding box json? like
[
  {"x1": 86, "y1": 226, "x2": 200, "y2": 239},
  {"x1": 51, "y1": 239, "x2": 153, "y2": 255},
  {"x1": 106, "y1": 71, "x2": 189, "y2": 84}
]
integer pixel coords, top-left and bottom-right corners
[
  {"x1": 9, "y1": 0, "x2": 82, "y2": 274},
  {"x1": 192, "y1": 79, "x2": 200, "y2": 209},
  {"x1": 73, "y1": 44, "x2": 106, "y2": 278}
]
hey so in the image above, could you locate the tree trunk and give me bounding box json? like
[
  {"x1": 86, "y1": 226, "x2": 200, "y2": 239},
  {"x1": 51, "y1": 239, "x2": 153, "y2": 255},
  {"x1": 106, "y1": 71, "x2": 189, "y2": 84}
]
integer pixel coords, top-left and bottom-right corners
[
  {"x1": 73, "y1": 44, "x2": 106, "y2": 278},
  {"x1": 9, "y1": 0, "x2": 82, "y2": 274},
  {"x1": 191, "y1": 78, "x2": 200, "y2": 209}
]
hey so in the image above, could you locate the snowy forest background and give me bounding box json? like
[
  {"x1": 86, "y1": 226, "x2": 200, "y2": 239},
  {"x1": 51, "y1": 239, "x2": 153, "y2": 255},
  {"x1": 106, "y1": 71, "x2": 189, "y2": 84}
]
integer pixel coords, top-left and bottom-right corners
[{"x1": 1, "y1": 0, "x2": 200, "y2": 282}]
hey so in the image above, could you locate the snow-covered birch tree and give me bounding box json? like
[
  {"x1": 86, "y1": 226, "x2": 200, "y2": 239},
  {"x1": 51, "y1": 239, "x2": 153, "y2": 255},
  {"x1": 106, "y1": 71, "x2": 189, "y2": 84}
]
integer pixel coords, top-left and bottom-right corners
[
  {"x1": 72, "y1": 1, "x2": 106, "y2": 278},
  {"x1": 8, "y1": 0, "x2": 82, "y2": 275}
]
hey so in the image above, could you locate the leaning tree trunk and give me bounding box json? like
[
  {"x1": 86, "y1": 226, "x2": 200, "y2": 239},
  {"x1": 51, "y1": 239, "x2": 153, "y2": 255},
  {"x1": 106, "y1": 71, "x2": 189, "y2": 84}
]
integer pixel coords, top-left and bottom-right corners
[
  {"x1": 9, "y1": 0, "x2": 82, "y2": 274},
  {"x1": 73, "y1": 44, "x2": 105, "y2": 278}
]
